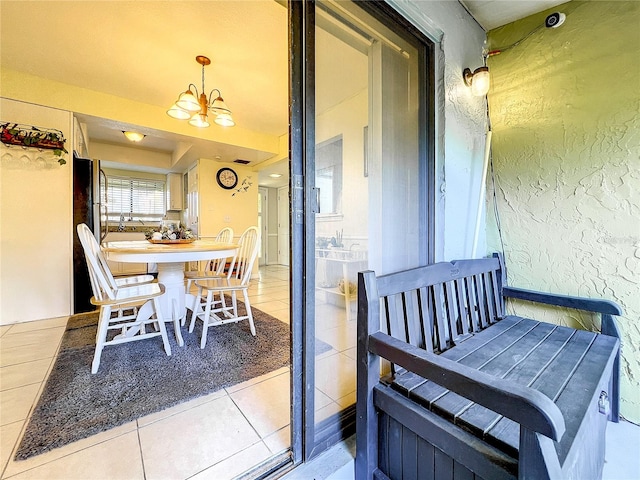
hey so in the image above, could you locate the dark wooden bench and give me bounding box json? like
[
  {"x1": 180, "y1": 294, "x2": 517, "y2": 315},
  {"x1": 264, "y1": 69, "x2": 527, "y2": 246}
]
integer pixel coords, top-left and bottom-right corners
[{"x1": 355, "y1": 254, "x2": 622, "y2": 480}]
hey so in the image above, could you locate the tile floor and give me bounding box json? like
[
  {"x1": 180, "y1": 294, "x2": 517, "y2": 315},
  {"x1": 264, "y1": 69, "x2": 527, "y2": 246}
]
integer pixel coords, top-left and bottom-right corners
[{"x1": 0, "y1": 265, "x2": 296, "y2": 480}]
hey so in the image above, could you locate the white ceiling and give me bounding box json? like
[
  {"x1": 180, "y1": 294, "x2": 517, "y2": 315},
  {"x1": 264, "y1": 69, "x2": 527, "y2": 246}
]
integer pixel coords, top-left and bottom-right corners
[
  {"x1": 461, "y1": 0, "x2": 570, "y2": 31},
  {"x1": 1, "y1": 1, "x2": 567, "y2": 187}
]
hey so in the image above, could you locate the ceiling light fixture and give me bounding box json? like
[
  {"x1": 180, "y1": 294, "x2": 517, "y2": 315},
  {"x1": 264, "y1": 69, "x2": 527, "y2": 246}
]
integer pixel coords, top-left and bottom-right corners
[
  {"x1": 167, "y1": 55, "x2": 235, "y2": 128},
  {"x1": 123, "y1": 131, "x2": 146, "y2": 142},
  {"x1": 269, "y1": 173, "x2": 283, "y2": 178},
  {"x1": 463, "y1": 66, "x2": 490, "y2": 97}
]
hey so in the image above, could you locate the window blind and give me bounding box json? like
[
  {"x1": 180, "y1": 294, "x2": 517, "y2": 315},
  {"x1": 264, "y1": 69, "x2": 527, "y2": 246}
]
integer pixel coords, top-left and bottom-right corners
[{"x1": 106, "y1": 176, "x2": 165, "y2": 222}]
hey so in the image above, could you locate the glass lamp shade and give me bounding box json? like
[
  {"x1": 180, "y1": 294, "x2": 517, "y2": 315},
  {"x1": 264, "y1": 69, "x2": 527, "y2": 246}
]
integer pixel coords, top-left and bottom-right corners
[
  {"x1": 123, "y1": 131, "x2": 145, "y2": 142},
  {"x1": 210, "y1": 96, "x2": 232, "y2": 115},
  {"x1": 189, "y1": 113, "x2": 210, "y2": 128},
  {"x1": 166, "y1": 104, "x2": 191, "y2": 120},
  {"x1": 176, "y1": 90, "x2": 201, "y2": 112},
  {"x1": 214, "y1": 113, "x2": 235, "y2": 127},
  {"x1": 471, "y1": 67, "x2": 490, "y2": 96}
]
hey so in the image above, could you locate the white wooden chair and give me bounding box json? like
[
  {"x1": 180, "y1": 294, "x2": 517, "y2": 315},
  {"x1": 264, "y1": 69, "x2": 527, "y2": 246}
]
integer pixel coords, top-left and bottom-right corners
[
  {"x1": 184, "y1": 226, "x2": 234, "y2": 293},
  {"x1": 77, "y1": 223, "x2": 171, "y2": 373},
  {"x1": 189, "y1": 226, "x2": 260, "y2": 348},
  {"x1": 182, "y1": 227, "x2": 234, "y2": 326}
]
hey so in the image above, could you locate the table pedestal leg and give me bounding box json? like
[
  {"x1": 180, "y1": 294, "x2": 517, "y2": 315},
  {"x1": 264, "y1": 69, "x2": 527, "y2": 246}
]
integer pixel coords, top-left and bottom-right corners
[{"x1": 156, "y1": 262, "x2": 185, "y2": 346}]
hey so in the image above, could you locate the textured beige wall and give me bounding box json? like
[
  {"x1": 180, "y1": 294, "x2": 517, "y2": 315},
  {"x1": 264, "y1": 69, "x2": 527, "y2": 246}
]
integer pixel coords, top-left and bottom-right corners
[{"x1": 486, "y1": 1, "x2": 640, "y2": 421}]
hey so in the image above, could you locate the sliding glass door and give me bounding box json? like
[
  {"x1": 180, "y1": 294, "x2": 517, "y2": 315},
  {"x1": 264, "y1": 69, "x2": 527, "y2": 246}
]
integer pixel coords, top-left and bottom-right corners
[{"x1": 290, "y1": 0, "x2": 434, "y2": 461}]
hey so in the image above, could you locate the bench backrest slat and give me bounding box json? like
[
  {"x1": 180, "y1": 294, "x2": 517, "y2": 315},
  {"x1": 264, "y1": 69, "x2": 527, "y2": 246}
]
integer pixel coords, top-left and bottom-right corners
[
  {"x1": 453, "y1": 278, "x2": 469, "y2": 336},
  {"x1": 364, "y1": 256, "x2": 505, "y2": 354},
  {"x1": 442, "y1": 281, "x2": 458, "y2": 345},
  {"x1": 491, "y1": 269, "x2": 504, "y2": 318},
  {"x1": 404, "y1": 290, "x2": 424, "y2": 348},
  {"x1": 482, "y1": 272, "x2": 495, "y2": 324},
  {"x1": 418, "y1": 287, "x2": 434, "y2": 353},
  {"x1": 476, "y1": 273, "x2": 490, "y2": 329},
  {"x1": 465, "y1": 276, "x2": 481, "y2": 332}
]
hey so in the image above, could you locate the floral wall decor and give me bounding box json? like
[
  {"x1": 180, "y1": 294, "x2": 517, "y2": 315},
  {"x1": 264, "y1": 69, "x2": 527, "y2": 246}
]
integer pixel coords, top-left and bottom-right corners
[{"x1": 0, "y1": 123, "x2": 68, "y2": 165}]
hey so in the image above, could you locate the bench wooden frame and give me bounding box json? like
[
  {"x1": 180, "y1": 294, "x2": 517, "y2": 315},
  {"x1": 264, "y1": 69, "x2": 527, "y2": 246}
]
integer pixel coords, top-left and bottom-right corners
[{"x1": 356, "y1": 254, "x2": 622, "y2": 480}]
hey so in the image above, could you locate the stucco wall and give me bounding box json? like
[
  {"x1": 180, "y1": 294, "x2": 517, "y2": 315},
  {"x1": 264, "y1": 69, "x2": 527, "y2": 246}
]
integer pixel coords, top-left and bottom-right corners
[
  {"x1": 486, "y1": 1, "x2": 640, "y2": 421},
  {"x1": 387, "y1": 0, "x2": 489, "y2": 261}
]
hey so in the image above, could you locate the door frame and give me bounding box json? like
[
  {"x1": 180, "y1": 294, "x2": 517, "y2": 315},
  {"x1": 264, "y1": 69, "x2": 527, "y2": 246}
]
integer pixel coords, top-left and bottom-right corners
[
  {"x1": 289, "y1": 0, "x2": 310, "y2": 464},
  {"x1": 277, "y1": 185, "x2": 290, "y2": 266},
  {"x1": 289, "y1": 0, "x2": 436, "y2": 465}
]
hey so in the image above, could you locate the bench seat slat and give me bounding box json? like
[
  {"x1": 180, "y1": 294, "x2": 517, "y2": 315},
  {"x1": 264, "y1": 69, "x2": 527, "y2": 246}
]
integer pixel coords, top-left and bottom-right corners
[
  {"x1": 457, "y1": 325, "x2": 577, "y2": 436},
  {"x1": 430, "y1": 321, "x2": 560, "y2": 421},
  {"x1": 390, "y1": 316, "x2": 530, "y2": 395},
  {"x1": 488, "y1": 333, "x2": 618, "y2": 465},
  {"x1": 539, "y1": 333, "x2": 619, "y2": 464},
  {"x1": 397, "y1": 318, "x2": 554, "y2": 422},
  {"x1": 390, "y1": 316, "x2": 619, "y2": 467}
]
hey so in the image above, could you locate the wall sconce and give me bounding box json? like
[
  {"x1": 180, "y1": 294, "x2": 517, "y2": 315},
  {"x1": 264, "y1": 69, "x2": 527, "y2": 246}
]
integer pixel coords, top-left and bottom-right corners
[
  {"x1": 122, "y1": 131, "x2": 145, "y2": 142},
  {"x1": 463, "y1": 66, "x2": 490, "y2": 96}
]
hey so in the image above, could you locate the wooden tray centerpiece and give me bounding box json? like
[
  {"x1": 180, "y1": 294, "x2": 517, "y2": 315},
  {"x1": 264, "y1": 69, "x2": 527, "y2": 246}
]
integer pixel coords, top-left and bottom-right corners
[
  {"x1": 148, "y1": 238, "x2": 195, "y2": 244},
  {"x1": 145, "y1": 223, "x2": 195, "y2": 244}
]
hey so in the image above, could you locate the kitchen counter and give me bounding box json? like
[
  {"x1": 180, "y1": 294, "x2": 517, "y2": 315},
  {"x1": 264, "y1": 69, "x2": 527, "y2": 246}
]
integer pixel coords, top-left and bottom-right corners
[{"x1": 107, "y1": 225, "x2": 156, "y2": 233}]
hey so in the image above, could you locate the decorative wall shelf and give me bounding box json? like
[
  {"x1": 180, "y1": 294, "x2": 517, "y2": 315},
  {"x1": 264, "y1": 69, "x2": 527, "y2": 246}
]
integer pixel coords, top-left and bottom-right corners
[{"x1": 0, "y1": 123, "x2": 68, "y2": 165}]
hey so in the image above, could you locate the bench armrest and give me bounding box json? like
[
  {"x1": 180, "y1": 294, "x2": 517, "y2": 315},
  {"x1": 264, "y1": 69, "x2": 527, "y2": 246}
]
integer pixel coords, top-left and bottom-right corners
[
  {"x1": 369, "y1": 332, "x2": 566, "y2": 442},
  {"x1": 502, "y1": 286, "x2": 622, "y2": 316}
]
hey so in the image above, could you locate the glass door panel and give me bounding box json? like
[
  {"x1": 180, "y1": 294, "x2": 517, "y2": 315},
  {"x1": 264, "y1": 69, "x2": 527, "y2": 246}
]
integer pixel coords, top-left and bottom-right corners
[{"x1": 312, "y1": 0, "x2": 424, "y2": 433}]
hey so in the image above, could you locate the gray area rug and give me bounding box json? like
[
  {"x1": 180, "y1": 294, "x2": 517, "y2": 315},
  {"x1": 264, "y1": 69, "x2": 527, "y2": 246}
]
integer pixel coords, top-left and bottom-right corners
[{"x1": 16, "y1": 303, "x2": 330, "y2": 460}]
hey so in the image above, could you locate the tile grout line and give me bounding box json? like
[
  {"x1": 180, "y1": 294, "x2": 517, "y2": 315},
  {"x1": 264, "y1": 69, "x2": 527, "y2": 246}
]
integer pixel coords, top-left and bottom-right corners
[
  {"x1": 227, "y1": 390, "x2": 274, "y2": 451},
  {"x1": 135, "y1": 420, "x2": 148, "y2": 480}
]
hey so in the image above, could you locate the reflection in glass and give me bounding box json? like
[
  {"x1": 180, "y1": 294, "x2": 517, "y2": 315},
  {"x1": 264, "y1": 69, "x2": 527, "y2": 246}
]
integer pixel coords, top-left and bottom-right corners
[{"x1": 313, "y1": 0, "x2": 422, "y2": 430}]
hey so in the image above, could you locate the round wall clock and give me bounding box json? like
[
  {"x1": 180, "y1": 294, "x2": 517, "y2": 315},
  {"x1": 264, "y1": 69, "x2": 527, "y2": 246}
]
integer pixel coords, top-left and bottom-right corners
[{"x1": 216, "y1": 167, "x2": 238, "y2": 190}]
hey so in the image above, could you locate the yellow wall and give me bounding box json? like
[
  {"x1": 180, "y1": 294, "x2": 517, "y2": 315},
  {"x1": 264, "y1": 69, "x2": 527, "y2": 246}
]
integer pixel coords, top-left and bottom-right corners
[
  {"x1": 486, "y1": 1, "x2": 640, "y2": 421},
  {"x1": 197, "y1": 159, "x2": 258, "y2": 240},
  {"x1": 0, "y1": 99, "x2": 73, "y2": 323}
]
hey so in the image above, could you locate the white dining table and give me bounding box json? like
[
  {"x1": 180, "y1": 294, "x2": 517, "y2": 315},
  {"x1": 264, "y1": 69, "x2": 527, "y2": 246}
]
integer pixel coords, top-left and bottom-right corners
[{"x1": 102, "y1": 240, "x2": 238, "y2": 346}]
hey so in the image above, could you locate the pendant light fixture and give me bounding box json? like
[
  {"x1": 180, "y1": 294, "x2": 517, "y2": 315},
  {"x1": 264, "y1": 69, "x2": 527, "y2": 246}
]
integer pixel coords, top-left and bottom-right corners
[{"x1": 166, "y1": 55, "x2": 235, "y2": 128}]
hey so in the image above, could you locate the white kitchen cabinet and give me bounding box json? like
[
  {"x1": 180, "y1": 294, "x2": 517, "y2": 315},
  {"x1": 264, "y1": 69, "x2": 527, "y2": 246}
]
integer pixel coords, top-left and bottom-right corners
[
  {"x1": 102, "y1": 232, "x2": 149, "y2": 276},
  {"x1": 109, "y1": 260, "x2": 148, "y2": 276},
  {"x1": 167, "y1": 173, "x2": 184, "y2": 211},
  {"x1": 186, "y1": 165, "x2": 198, "y2": 233}
]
